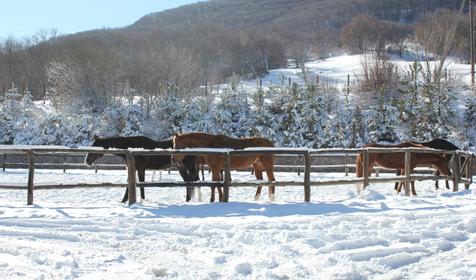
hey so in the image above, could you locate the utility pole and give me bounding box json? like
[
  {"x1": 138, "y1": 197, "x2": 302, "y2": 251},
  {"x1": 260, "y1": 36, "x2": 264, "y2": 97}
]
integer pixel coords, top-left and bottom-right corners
[{"x1": 471, "y1": 0, "x2": 475, "y2": 85}]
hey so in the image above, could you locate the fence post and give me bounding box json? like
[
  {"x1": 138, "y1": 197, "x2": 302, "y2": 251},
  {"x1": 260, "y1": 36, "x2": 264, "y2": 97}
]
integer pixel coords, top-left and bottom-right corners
[
  {"x1": 223, "y1": 152, "x2": 231, "y2": 202},
  {"x1": 404, "y1": 151, "x2": 411, "y2": 196},
  {"x1": 27, "y1": 151, "x2": 35, "y2": 205},
  {"x1": 63, "y1": 154, "x2": 67, "y2": 173},
  {"x1": 125, "y1": 151, "x2": 137, "y2": 205},
  {"x1": 452, "y1": 152, "x2": 460, "y2": 192},
  {"x1": 304, "y1": 151, "x2": 311, "y2": 202},
  {"x1": 363, "y1": 150, "x2": 369, "y2": 189},
  {"x1": 298, "y1": 155, "x2": 302, "y2": 176},
  {"x1": 471, "y1": 155, "x2": 474, "y2": 185},
  {"x1": 2, "y1": 153, "x2": 5, "y2": 172},
  {"x1": 465, "y1": 155, "x2": 471, "y2": 190},
  {"x1": 344, "y1": 153, "x2": 349, "y2": 177}
]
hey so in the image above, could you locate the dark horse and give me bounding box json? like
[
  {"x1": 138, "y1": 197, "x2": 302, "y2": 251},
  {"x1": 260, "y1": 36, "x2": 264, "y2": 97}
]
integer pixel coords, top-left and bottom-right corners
[
  {"x1": 394, "y1": 138, "x2": 458, "y2": 191},
  {"x1": 85, "y1": 135, "x2": 199, "y2": 203},
  {"x1": 356, "y1": 142, "x2": 453, "y2": 195},
  {"x1": 172, "y1": 132, "x2": 276, "y2": 202}
]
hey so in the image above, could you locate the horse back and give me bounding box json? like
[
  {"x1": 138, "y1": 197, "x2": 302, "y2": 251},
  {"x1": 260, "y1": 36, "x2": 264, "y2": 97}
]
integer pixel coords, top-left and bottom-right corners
[
  {"x1": 364, "y1": 142, "x2": 423, "y2": 149},
  {"x1": 419, "y1": 138, "x2": 459, "y2": 151}
]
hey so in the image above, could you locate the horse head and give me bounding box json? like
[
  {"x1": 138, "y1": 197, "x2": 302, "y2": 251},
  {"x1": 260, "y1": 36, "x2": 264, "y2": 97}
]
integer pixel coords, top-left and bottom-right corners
[
  {"x1": 171, "y1": 133, "x2": 186, "y2": 166},
  {"x1": 171, "y1": 133, "x2": 202, "y2": 182},
  {"x1": 84, "y1": 136, "x2": 108, "y2": 165}
]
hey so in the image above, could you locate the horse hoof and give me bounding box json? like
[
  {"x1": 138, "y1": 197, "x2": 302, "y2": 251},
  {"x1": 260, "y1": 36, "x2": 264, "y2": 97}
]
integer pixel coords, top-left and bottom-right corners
[
  {"x1": 254, "y1": 195, "x2": 260, "y2": 201},
  {"x1": 269, "y1": 194, "x2": 276, "y2": 201}
]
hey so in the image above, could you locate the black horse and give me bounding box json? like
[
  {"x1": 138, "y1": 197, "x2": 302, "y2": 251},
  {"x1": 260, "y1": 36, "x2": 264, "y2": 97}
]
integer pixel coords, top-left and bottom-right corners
[
  {"x1": 394, "y1": 138, "x2": 458, "y2": 191},
  {"x1": 85, "y1": 135, "x2": 199, "y2": 203}
]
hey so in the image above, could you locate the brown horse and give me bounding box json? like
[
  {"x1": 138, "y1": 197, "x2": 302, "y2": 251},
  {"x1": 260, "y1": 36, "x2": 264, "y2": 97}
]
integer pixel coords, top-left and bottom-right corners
[
  {"x1": 172, "y1": 132, "x2": 276, "y2": 202},
  {"x1": 355, "y1": 142, "x2": 453, "y2": 195}
]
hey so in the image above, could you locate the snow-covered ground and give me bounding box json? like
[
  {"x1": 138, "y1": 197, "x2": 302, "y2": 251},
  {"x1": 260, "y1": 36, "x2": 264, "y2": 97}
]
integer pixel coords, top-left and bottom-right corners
[
  {"x1": 1, "y1": 168, "x2": 475, "y2": 279},
  {"x1": 238, "y1": 54, "x2": 471, "y2": 90}
]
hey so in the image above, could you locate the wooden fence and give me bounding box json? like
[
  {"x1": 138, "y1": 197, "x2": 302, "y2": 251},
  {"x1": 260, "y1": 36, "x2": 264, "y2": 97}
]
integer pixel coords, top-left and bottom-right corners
[{"x1": 0, "y1": 146, "x2": 473, "y2": 205}]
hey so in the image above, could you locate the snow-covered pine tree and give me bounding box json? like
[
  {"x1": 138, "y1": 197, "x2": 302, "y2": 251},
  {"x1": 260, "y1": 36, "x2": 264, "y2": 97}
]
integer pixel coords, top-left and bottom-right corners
[
  {"x1": 180, "y1": 98, "x2": 213, "y2": 133},
  {"x1": 152, "y1": 94, "x2": 186, "y2": 138},
  {"x1": 363, "y1": 88, "x2": 399, "y2": 143},
  {"x1": 210, "y1": 88, "x2": 253, "y2": 137},
  {"x1": 416, "y1": 78, "x2": 456, "y2": 140},
  {"x1": 463, "y1": 96, "x2": 476, "y2": 147}
]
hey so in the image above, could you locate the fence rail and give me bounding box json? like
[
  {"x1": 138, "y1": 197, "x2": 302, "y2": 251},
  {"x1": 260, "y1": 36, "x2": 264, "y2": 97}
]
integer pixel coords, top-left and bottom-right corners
[{"x1": 0, "y1": 145, "x2": 473, "y2": 205}]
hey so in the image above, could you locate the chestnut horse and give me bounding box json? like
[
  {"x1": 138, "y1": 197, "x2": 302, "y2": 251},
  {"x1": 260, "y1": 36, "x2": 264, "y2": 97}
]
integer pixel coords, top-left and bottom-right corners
[
  {"x1": 172, "y1": 132, "x2": 276, "y2": 202},
  {"x1": 355, "y1": 142, "x2": 453, "y2": 195},
  {"x1": 394, "y1": 138, "x2": 458, "y2": 190}
]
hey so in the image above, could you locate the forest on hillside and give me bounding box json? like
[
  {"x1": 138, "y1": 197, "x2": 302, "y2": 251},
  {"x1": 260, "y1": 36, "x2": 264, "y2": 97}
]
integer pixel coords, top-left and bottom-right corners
[
  {"x1": 0, "y1": 0, "x2": 475, "y2": 148},
  {"x1": 0, "y1": 0, "x2": 469, "y2": 103}
]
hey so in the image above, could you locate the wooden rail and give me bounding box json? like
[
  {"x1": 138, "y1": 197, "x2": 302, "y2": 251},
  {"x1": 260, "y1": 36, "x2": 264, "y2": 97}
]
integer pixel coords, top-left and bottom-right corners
[{"x1": 0, "y1": 145, "x2": 473, "y2": 205}]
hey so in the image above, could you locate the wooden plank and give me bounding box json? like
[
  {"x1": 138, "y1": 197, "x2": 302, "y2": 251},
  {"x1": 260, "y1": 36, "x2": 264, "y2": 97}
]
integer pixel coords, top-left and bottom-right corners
[
  {"x1": 344, "y1": 154, "x2": 349, "y2": 176},
  {"x1": 63, "y1": 154, "x2": 67, "y2": 173},
  {"x1": 404, "y1": 151, "x2": 411, "y2": 196},
  {"x1": 464, "y1": 155, "x2": 471, "y2": 190},
  {"x1": 223, "y1": 152, "x2": 231, "y2": 202},
  {"x1": 34, "y1": 183, "x2": 128, "y2": 190},
  {"x1": 27, "y1": 151, "x2": 35, "y2": 205},
  {"x1": 304, "y1": 151, "x2": 311, "y2": 202},
  {"x1": 452, "y1": 153, "x2": 460, "y2": 192},
  {"x1": 125, "y1": 152, "x2": 137, "y2": 205},
  {"x1": 363, "y1": 150, "x2": 369, "y2": 189},
  {"x1": 138, "y1": 181, "x2": 223, "y2": 188}
]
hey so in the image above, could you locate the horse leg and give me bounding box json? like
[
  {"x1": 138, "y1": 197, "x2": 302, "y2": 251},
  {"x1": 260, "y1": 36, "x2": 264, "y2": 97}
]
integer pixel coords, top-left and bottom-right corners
[
  {"x1": 434, "y1": 170, "x2": 440, "y2": 190},
  {"x1": 121, "y1": 188, "x2": 129, "y2": 203},
  {"x1": 434, "y1": 161, "x2": 453, "y2": 191},
  {"x1": 210, "y1": 170, "x2": 220, "y2": 203},
  {"x1": 396, "y1": 181, "x2": 403, "y2": 194},
  {"x1": 355, "y1": 154, "x2": 365, "y2": 194},
  {"x1": 394, "y1": 169, "x2": 401, "y2": 191},
  {"x1": 197, "y1": 161, "x2": 203, "y2": 202},
  {"x1": 198, "y1": 187, "x2": 203, "y2": 202},
  {"x1": 216, "y1": 165, "x2": 224, "y2": 202},
  {"x1": 411, "y1": 181, "x2": 417, "y2": 196},
  {"x1": 138, "y1": 169, "x2": 146, "y2": 200},
  {"x1": 186, "y1": 187, "x2": 194, "y2": 202},
  {"x1": 261, "y1": 157, "x2": 276, "y2": 201},
  {"x1": 253, "y1": 164, "x2": 264, "y2": 201}
]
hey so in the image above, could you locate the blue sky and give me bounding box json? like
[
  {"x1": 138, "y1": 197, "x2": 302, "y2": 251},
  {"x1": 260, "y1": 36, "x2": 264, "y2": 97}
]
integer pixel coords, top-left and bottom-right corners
[{"x1": 0, "y1": 0, "x2": 200, "y2": 39}]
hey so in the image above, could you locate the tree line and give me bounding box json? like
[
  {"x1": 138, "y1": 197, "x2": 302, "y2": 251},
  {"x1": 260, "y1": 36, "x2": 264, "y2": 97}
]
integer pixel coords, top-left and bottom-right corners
[{"x1": 0, "y1": 2, "x2": 471, "y2": 113}]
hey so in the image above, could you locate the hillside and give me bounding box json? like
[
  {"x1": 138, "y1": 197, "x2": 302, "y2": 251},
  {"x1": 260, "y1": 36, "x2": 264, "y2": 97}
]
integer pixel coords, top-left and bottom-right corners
[
  {"x1": 132, "y1": 0, "x2": 463, "y2": 31},
  {"x1": 0, "y1": 0, "x2": 468, "y2": 101}
]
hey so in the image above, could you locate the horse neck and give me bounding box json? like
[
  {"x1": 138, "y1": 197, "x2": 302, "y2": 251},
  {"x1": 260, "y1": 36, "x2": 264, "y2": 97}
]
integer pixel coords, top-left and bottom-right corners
[
  {"x1": 153, "y1": 139, "x2": 173, "y2": 149},
  {"x1": 216, "y1": 136, "x2": 271, "y2": 148}
]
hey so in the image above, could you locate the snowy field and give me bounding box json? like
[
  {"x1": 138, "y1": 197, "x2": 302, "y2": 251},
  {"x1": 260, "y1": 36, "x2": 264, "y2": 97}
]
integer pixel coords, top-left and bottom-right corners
[
  {"x1": 238, "y1": 54, "x2": 471, "y2": 90},
  {"x1": 1, "y1": 168, "x2": 476, "y2": 279}
]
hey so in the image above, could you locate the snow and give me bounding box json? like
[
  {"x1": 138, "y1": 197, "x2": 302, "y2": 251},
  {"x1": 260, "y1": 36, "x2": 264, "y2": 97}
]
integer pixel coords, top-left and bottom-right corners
[
  {"x1": 1, "y1": 168, "x2": 475, "y2": 279},
  {"x1": 240, "y1": 53, "x2": 471, "y2": 89}
]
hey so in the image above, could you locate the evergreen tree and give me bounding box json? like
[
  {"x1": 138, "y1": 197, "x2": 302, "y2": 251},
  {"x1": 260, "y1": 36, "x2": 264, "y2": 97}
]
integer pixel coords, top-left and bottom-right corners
[{"x1": 210, "y1": 89, "x2": 253, "y2": 137}]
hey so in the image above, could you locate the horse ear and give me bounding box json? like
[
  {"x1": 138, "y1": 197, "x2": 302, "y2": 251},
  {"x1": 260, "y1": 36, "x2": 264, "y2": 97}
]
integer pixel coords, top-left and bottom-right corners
[{"x1": 174, "y1": 132, "x2": 179, "y2": 137}]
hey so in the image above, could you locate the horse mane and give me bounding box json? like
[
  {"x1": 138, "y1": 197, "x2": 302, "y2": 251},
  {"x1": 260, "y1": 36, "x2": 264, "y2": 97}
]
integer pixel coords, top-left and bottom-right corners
[
  {"x1": 364, "y1": 142, "x2": 424, "y2": 148},
  {"x1": 93, "y1": 136, "x2": 173, "y2": 149},
  {"x1": 416, "y1": 138, "x2": 459, "y2": 151},
  {"x1": 174, "y1": 132, "x2": 274, "y2": 149}
]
